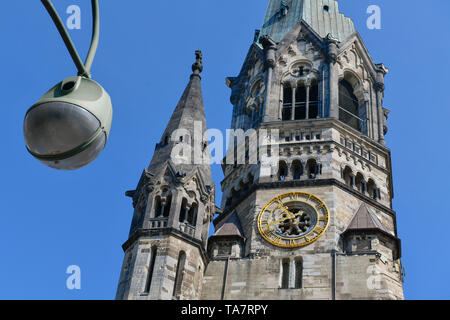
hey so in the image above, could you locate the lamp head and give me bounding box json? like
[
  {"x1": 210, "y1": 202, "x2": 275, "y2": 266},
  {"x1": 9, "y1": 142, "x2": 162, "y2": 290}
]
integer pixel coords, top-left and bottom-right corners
[{"x1": 24, "y1": 76, "x2": 113, "y2": 170}]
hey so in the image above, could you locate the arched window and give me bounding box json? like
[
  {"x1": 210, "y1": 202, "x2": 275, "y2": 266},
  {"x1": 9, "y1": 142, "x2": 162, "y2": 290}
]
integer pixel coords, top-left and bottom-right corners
[
  {"x1": 179, "y1": 198, "x2": 188, "y2": 223},
  {"x1": 163, "y1": 195, "x2": 172, "y2": 217},
  {"x1": 278, "y1": 161, "x2": 288, "y2": 181},
  {"x1": 187, "y1": 203, "x2": 198, "y2": 226},
  {"x1": 144, "y1": 246, "x2": 157, "y2": 294},
  {"x1": 154, "y1": 196, "x2": 162, "y2": 217},
  {"x1": 292, "y1": 160, "x2": 303, "y2": 180},
  {"x1": 294, "y1": 258, "x2": 303, "y2": 289},
  {"x1": 339, "y1": 79, "x2": 361, "y2": 132},
  {"x1": 367, "y1": 179, "x2": 379, "y2": 200},
  {"x1": 282, "y1": 85, "x2": 293, "y2": 121},
  {"x1": 306, "y1": 159, "x2": 319, "y2": 179},
  {"x1": 173, "y1": 251, "x2": 186, "y2": 299},
  {"x1": 355, "y1": 173, "x2": 365, "y2": 193},
  {"x1": 343, "y1": 166, "x2": 354, "y2": 187}
]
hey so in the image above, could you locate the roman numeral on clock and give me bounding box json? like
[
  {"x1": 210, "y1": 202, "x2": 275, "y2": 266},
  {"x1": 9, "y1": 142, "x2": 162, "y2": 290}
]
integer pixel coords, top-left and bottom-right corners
[{"x1": 314, "y1": 227, "x2": 324, "y2": 234}]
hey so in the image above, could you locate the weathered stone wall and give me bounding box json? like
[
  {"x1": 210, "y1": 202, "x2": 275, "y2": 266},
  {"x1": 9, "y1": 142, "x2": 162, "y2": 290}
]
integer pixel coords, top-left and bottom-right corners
[
  {"x1": 116, "y1": 235, "x2": 205, "y2": 300},
  {"x1": 336, "y1": 254, "x2": 403, "y2": 300},
  {"x1": 202, "y1": 254, "x2": 333, "y2": 300},
  {"x1": 203, "y1": 250, "x2": 403, "y2": 300},
  {"x1": 204, "y1": 180, "x2": 402, "y2": 300},
  {"x1": 118, "y1": 3, "x2": 404, "y2": 301}
]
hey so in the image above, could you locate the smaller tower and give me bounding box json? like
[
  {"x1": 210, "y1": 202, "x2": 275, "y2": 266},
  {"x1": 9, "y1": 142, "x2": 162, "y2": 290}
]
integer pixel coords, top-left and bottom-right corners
[
  {"x1": 208, "y1": 212, "x2": 246, "y2": 260},
  {"x1": 342, "y1": 203, "x2": 401, "y2": 262},
  {"x1": 340, "y1": 204, "x2": 402, "y2": 299},
  {"x1": 116, "y1": 51, "x2": 215, "y2": 300}
]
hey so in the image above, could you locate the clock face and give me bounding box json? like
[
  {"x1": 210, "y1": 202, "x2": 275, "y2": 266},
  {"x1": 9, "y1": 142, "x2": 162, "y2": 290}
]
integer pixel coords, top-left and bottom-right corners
[{"x1": 257, "y1": 192, "x2": 329, "y2": 248}]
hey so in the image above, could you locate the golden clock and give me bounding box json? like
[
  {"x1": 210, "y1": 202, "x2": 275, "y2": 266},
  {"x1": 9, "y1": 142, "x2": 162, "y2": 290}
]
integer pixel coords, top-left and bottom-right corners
[{"x1": 257, "y1": 192, "x2": 329, "y2": 248}]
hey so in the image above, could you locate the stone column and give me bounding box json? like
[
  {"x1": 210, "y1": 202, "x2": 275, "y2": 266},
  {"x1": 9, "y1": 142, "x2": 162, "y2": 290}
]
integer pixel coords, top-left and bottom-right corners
[
  {"x1": 146, "y1": 195, "x2": 154, "y2": 220},
  {"x1": 168, "y1": 191, "x2": 183, "y2": 229},
  {"x1": 325, "y1": 34, "x2": 339, "y2": 119},
  {"x1": 185, "y1": 203, "x2": 192, "y2": 224},
  {"x1": 305, "y1": 84, "x2": 311, "y2": 119},
  {"x1": 375, "y1": 65, "x2": 388, "y2": 145},
  {"x1": 291, "y1": 86, "x2": 296, "y2": 121},
  {"x1": 363, "y1": 100, "x2": 369, "y2": 136},
  {"x1": 350, "y1": 175, "x2": 355, "y2": 188},
  {"x1": 279, "y1": 84, "x2": 284, "y2": 119},
  {"x1": 260, "y1": 36, "x2": 277, "y2": 122},
  {"x1": 195, "y1": 201, "x2": 206, "y2": 239},
  {"x1": 318, "y1": 65, "x2": 326, "y2": 118},
  {"x1": 161, "y1": 200, "x2": 167, "y2": 219},
  {"x1": 375, "y1": 81, "x2": 386, "y2": 146}
]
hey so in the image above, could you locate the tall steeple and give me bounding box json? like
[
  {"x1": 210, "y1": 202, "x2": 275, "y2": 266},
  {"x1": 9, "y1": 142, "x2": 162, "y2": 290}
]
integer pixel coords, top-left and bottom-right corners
[
  {"x1": 117, "y1": 0, "x2": 404, "y2": 301},
  {"x1": 202, "y1": 0, "x2": 404, "y2": 300},
  {"x1": 260, "y1": 0, "x2": 355, "y2": 43},
  {"x1": 116, "y1": 51, "x2": 215, "y2": 300},
  {"x1": 148, "y1": 50, "x2": 212, "y2": 184}
]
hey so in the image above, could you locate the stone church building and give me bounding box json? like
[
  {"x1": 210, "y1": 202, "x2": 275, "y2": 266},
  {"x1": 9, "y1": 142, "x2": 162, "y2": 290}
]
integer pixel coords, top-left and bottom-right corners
[{"x1": 115, "y1": 0, "x2": 404, "y2": 300}]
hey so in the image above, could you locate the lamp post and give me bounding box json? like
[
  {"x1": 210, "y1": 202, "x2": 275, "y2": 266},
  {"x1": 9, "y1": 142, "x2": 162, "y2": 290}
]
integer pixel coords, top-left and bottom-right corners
[{"x1": 24, "y1": 0, "x2": 113, "y2": 170}]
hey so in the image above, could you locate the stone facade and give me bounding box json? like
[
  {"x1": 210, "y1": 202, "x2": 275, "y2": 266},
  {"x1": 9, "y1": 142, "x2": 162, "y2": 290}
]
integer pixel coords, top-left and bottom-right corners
[
  {"x1": 116, "y1": 235, "x2": 206, "y2": 300},
  {"x1": 116, "y1": 0, "x2": 404, "y2": 300},
  {"x1": 115, "y1": 52, "x2": 215, "y2": 300}
]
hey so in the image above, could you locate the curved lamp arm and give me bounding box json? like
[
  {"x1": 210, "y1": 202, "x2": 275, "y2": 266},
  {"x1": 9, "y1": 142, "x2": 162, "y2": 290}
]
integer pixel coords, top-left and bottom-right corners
[
  {"x1": 84, "y1": 0, "x2": 99, "y2": 73},
  {"x1": 41, "y1": 0, "x2": 100, "y2": 79}
]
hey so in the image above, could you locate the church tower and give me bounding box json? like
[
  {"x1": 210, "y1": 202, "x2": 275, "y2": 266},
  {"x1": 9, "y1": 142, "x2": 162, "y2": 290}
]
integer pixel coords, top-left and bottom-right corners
[
  {"x1": 117, "y1": 0, "x2": 404, "y2": 301},
  {"x1": 201, "y1": 0, "x2": 404, "y2": 300},
  {"x1": 116, "y1": 51, "x2": 215, "y2": 300}
]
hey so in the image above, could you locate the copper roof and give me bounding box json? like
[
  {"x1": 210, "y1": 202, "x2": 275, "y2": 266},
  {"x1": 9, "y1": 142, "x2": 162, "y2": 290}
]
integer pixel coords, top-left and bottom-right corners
[{"x1": 345, "y1": 203, "x2": 392, "y2": 236}]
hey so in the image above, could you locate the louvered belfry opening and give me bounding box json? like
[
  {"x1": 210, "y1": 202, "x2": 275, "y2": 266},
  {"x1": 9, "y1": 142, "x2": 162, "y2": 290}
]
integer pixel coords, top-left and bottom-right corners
[
  {"x1": 339, "y1": 79, "x2": 361, "y2": 132},
  {"x1": 282, "y1": 82, "x2": 320, "y2": 121}
]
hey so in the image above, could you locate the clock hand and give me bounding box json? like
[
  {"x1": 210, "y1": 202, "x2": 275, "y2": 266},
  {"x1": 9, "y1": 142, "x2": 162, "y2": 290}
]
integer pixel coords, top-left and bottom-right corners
[
  {"x1": 262, "y1": 211, "x2": 305, "y2": 229},
  {"x1": 276, "y1": 203, "x2": 295, "y2": 218},
  {"x1": 262, "y1": 216, "x2": 291, "y2": 229}
]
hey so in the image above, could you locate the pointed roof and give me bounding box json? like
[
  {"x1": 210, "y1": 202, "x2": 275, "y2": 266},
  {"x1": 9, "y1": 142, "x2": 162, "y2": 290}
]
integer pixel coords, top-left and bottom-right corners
[
  {"x1": 344, "y1": 203, "x2": 402, "y2": 259},
  {"x1": 345, "y1": 203, "x2": 392, "y2": 236},
  {"x1": 212, "y1": 212, "x2": 245, "y2": 240},
  {"x1": 147, "y1": 51, "x2": 212, "y2": 185},
  {"x1": 260, "y1": 0, "x2": 355, "y2": 43}
]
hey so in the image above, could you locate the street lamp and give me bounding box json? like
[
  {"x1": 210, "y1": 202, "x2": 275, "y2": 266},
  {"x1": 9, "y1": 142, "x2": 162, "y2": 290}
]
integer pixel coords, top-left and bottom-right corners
[{"x1": 24, "y1": 0, "x2": 112, "y2": 170}]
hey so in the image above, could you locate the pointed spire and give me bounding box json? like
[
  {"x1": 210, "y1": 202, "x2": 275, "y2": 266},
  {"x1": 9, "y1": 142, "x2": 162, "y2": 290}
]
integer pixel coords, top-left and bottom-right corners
[{"x1": 147, "y1": 50, "x2": 212, "y2": 184}]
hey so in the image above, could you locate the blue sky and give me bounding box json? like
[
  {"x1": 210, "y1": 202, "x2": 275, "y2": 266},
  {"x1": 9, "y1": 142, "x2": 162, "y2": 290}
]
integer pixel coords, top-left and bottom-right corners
[{"x1": 0, "y1": 0, "x2": 449, "y2": 300}]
